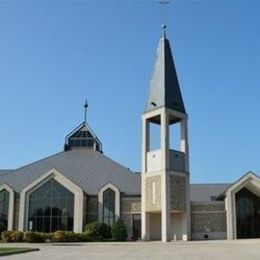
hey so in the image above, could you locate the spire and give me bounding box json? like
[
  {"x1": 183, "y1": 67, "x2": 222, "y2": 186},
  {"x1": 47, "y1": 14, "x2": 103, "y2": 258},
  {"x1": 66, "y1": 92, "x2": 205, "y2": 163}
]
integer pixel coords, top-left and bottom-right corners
[{"x1": 145, "y1": 34, "x2": 186, "y2": 115}]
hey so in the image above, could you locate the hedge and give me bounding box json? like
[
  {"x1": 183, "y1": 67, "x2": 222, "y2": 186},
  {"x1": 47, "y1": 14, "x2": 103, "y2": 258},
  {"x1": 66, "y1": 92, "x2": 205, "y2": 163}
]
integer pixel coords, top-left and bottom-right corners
[
  {"x1": 1, "y1": 230, "x2": 99, "y2": 243},
  {"x1": 1, "y1": 231, "x2": 23, "y2": 242},
  {"x1": 0, "y1": 221, "x2": 126, "y2": 243},
  {"x1": 23, "y1": 231, "x2": 52, "y2": 243}
]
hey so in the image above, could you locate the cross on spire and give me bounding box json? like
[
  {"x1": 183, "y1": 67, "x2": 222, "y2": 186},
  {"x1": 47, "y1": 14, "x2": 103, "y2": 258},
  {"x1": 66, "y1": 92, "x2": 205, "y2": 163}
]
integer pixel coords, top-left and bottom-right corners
[
  {"x1": 159, "y1": 0, "x2": 170, "y2": 37},
  {"x1": 84, "y1": 100, "x2": 88, "y2": 123}
]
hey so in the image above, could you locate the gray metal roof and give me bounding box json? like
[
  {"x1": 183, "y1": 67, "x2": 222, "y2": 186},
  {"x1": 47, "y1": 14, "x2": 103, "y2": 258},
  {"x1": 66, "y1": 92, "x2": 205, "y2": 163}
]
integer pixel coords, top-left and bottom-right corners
[
  {"x1": 0, "y1": 154, "x2": 231, "y2": 201},
  {"x1": 145, "y1": 36, "x2": 186, "y2": 114},
  {"x1": 0, "y1": 170, "x2": 13, "y2": 176},
  {"x1": 0, "y1": 150, "x2": 141, "y2": 195},
  {"x1": 190, "y1": 183, "x2": 230, "y2": 202}
]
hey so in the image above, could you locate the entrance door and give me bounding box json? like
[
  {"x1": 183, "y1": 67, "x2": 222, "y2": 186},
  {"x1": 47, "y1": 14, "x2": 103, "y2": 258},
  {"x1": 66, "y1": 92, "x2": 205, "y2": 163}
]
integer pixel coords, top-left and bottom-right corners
[
  {"x1": 132, "y1": 214, "x2": 141, "y2": 240},
  {"x1": 236, "y1": 188, "x2": 260, "y2": 238}
]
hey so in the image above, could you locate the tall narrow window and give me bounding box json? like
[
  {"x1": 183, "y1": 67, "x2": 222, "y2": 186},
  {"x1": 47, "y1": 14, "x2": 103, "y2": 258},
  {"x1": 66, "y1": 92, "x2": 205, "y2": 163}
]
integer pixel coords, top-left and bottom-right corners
[
  {"x1": 152, "y1": 181, "x2": 156, "y2": 205},
  {"x1": 0, "y1": 189, "x2": 9, "y2": 232},
  {"x1": 103, "y1": 188, "x2": 115, "y2": 226},
  {"x1": 28, "y1": 179, "x2": 74, "y2": 232}
]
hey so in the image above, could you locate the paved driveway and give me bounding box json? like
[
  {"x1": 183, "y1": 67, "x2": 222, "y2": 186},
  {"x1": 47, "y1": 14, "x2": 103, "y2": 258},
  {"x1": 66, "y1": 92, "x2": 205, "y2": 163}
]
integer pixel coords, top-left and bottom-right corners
[{"x1": 1, "y1": 239, "x2": 260, "y2": 260}]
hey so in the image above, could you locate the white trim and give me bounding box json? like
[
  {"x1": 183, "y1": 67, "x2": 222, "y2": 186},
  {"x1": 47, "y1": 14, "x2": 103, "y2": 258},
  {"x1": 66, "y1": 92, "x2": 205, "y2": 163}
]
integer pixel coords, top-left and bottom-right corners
[
  {"x1": 226, "y1": 172, "x2": 260, "y2": 239},
  {"x1": 0, "y1": 184, "x2": 14, "y2": 231},
  {"x1": 98, "y1": 183, "x2": 120, "y2": 223},
  {"x1": 19, "y1": 168, "x2": 84, "y2": 233},
  {"x1": 226, "y1": 172, "x2": 260, "y2": 194}
]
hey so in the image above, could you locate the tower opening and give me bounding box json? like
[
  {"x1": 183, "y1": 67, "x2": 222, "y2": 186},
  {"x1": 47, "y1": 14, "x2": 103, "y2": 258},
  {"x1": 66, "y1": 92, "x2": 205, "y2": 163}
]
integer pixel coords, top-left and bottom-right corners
[
  {"x1": 169, "y1": 122, "x2": 181, "y2": 151},
  {"x1": 149, "y1": 121, "x2": 161, "y2": 151}
]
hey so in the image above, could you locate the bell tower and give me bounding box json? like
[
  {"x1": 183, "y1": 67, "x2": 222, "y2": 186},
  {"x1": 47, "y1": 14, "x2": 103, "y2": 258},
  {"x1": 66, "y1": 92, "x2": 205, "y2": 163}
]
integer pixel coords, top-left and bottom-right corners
[{"x1": 141, "y1": 28, "x2": 190, "y2": 242}]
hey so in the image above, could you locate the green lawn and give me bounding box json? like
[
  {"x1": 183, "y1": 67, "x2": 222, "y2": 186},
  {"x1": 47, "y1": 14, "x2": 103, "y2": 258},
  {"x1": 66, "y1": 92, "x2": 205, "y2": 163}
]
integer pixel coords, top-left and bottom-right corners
[{"x1": 0, "y1": 247, "x2": 39, "y2": 256}]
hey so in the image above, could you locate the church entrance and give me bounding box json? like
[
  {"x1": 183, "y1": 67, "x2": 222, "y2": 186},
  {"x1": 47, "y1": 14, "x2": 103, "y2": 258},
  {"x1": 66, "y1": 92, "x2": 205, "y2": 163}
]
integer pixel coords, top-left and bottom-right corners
[
  {"x1": 132, "y1": 214, "x2": 141, "y2": 240},
  {"x1": 236, "y1": 187, "x2": 260, "y2": 239}
]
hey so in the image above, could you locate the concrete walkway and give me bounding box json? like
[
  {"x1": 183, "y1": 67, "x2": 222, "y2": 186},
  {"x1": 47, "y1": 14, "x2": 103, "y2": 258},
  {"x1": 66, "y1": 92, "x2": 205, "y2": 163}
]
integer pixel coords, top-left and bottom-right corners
[{"x1": 1, "y1": 239, "x2": 260, "y2": 260}]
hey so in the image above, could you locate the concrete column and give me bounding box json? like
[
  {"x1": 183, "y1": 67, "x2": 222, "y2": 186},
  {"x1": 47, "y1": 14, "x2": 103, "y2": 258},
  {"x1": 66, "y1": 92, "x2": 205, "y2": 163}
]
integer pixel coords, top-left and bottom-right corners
[
  {"x1": 179, "y1": 174, "x2": 191, "y2": 241},
  {"x1": 226, "y1": 190, "x2": 236, "y2": 240},
  {"x1": 142, "y1": 118, "x2": 150, "y2": 173},
  {"x1": 161, "y1": 111, "x2": 170, "y2": 242},
  {"x1": 181, "y1": 118, "x2": 191, "y2": 240},
  {"x1": 141, "y1": 118, "x2": 150, "y2": 240},
  {"x1": 181, "y1": 119, "x2": 189, "y2": 173}
]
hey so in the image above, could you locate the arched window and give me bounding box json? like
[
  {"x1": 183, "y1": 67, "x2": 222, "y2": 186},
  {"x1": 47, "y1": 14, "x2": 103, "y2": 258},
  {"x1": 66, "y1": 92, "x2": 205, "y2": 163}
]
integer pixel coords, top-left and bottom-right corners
[
  {"x1": 0, "y1": 189, "x2": 9, "y2": 232},
  {"x1": 28, "y1": 179, "x2": 74, "y2": 232},
  {"x1": 103, "y1": 188, "x2": 115, "y2": 226},
  {"x1": 236, "y1": 187, "x2": 260, "y2": 238}
]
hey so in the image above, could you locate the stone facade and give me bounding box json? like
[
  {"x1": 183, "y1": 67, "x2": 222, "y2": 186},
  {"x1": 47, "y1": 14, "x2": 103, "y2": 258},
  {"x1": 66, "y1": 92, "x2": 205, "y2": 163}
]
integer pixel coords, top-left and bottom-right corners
[
  {"x1": 145, "y1": 175, "x2": 161, "y2": 212},
  {"x1": 191, "y1": 202, "x2": 227, "y2": 240},
  {"x1": 121, "y1": 197, "x2": 141, "y2": 213},
  {"x1": 170, "y1": 174, "x2": 186, "y2": 211},
  {"x1": 121, "y1": 197, "x2": 141, "y2": 238}
]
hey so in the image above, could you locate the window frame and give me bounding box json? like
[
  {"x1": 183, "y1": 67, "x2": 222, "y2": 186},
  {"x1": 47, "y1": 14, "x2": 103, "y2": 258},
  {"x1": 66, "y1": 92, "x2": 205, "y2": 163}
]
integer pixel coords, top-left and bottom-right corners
[
  {"x1": 98, "y1": 183, "x2": 120, "y2": 225},
  {"x1": 19, "y1": 168, "x2": 84, "y2": 233},
  {"x1": 0, "y1": 184, "x2": 14, "y2": 231}
]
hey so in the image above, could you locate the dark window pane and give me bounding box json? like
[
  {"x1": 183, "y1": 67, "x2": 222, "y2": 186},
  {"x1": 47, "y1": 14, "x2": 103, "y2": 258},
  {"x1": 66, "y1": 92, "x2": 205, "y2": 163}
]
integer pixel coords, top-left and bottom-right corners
[
  {"x1": 0, "y1": 189, "x2": 9, "y2": 232},
  {"x1": 28, "y1": 179, "x2": 74, "y2": 232},
  {"x1": 103, "y1": 188, "x2": 115, "y2": 226}
]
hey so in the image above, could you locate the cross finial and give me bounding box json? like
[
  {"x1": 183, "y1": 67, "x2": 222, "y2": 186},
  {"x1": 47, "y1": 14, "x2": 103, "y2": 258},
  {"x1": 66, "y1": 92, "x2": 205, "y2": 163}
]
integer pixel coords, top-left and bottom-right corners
[
  {"x1": 84, "y1": 100, "x2": 88, "y2": 123},
  {"x1": 162, "y1": 24, "x2": 167, "y2": 38},
  {"x1": 159, "y1": 0, "x2": 169, "y2": 38}
]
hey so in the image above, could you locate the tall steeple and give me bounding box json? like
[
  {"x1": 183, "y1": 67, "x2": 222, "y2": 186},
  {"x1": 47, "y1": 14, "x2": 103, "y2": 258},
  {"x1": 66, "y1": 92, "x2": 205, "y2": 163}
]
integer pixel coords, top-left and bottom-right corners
[
  {"x1": 145, "y1": 30, "x2": 186, "y2": 117},
  {"x1": 141, "y1": 28, "x2": 190, "y2": 242}
]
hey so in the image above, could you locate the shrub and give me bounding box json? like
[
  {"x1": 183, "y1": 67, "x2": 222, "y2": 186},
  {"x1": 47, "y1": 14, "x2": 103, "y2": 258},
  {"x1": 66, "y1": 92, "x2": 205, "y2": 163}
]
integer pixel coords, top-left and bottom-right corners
[
  {"x1": 84, "y1": 222, "x2": 111, "y2": 239},
  {"x1": 98, "y1": 223, "x2": 111, "y2": 239},
  {"x1": 23, "y1": 231, "x2": 47, "y2": 243},
  {"x1": 111, "y1": 218, "x2": 127, "y2": 241},
  {"x1": 1, "y1": 231, "x2": 23, "y2": 242},
  {"x1": 1, "y1": 231, "x2": 12, "y2": 242},
  {"x1": 52, "y1": 231, "x2": 77, "y2": 242}
]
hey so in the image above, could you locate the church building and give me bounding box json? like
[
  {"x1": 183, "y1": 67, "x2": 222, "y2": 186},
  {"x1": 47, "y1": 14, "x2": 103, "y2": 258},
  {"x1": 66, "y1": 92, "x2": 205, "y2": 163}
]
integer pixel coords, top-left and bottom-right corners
[{"x1": 0, "y1": 29, "x2": 259, "y2": 242}]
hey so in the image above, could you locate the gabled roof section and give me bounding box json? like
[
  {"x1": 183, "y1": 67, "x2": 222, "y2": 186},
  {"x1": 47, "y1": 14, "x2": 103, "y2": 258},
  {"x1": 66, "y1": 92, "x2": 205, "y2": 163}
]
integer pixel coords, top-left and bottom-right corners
[
  {"x1": 226, "y1": 171, "x2": 260, "y2": 195},
  {"x1": 64, "y1": 122, "x2": 102, "y2": 152},
  {"x1": 145, "y1": 35, "x2": 186, "y2": 114},
  {"x1": 0, "y1": 150, "x2": 141, "y2": 195}
]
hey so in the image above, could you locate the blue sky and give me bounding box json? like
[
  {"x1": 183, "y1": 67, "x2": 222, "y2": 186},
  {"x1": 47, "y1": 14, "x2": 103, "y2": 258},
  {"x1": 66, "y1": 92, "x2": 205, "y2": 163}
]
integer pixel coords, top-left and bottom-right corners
[{"x1": 0, "y1": 1, "x2": 259, "y2": 184}]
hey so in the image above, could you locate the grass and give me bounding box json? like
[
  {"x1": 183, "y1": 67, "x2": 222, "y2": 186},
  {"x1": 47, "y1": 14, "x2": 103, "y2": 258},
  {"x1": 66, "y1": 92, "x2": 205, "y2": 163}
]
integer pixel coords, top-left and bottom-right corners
[{"x1": 0, "y1": 247, "x2": 39, "y2": 256}]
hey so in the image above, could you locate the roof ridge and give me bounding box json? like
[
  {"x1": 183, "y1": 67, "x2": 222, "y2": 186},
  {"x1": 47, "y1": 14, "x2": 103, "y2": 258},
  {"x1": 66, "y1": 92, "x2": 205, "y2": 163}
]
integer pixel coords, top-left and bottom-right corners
[{"x1": 7, "y1": 151, "x2": 65, "y2": 174}]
